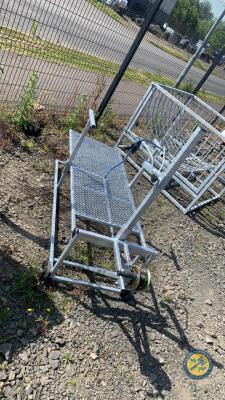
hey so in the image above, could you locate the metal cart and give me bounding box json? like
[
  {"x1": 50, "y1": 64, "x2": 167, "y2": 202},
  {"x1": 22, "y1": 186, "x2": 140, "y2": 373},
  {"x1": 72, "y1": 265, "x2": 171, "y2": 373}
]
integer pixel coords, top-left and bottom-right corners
[
  {"x1": 46, "y1": 106, "x2": 206, "y2": 294},
  {"x1": 117, "y1": 83, "x2": 225, "y2": 214}
]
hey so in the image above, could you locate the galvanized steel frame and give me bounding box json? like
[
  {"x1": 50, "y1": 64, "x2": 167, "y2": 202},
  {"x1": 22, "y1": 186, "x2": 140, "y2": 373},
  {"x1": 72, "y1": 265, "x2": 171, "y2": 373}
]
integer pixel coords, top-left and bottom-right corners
[
  {"x1": 47, "y1": 107, "x2": 206, "y2": 293},
  {"x1": 117, "y1": 83, "x2": 225, "y2": 214}
]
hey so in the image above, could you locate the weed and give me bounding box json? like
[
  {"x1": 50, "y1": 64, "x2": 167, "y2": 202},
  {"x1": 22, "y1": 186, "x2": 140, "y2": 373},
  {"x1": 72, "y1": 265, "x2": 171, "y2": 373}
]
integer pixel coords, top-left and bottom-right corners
[
  {"x1": 180, "y1": 80, "x2": 196, "y2": 93},
  {"x1": 13, "y1": 263, "x2": 44, "y2": 305},
  {"x1": 30, "y1": 20, "x2": 39, "y2": 36},
  {"x1": 162, "y1": 294, "x2": 174, "y2": 303},
  {"x1": 178, "y1": 293, "x2": 188, "y2": 301},
  {"x1": 0, "y1": 308, "x2": 12, "y2": 322},
  {"x1": 101, "y1": 261, "x2": 113, "y2": 270},
  {"x1": 63, "y1": 353, "x2": 74, "y2": 364},
  {"x1": 20, "y1": 139, "x2": 35, "y2": 153},
  {"x1": 68, "y1": 378, "x2": 76, "y2": 386},
  {"x1": 62, "y1": 96, "x2": 87, "y2": 130},
  {"x1": 11, "y1": 72, "x2": 38, "y2": 132},
  {"x1": 0, "y1": 119, "x2": 15, "y2": 149},
  {"x1": 86, "y1": 0, "x2": 123, "y2": 23},
  {"x1": 1, "y1": 26, "x2": 225, "y2": 106},
  {"x1": 32, "y1": 160, "x2": 52, "y2": 173}
]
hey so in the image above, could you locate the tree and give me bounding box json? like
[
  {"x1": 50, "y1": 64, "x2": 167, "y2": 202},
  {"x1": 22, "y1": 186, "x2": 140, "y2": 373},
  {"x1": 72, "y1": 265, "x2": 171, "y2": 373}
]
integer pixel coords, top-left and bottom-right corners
[
  {"x1": 197, "y1": 0, "x2": 213, "y2": 20},
  {"x1": 169, "y1": 0, "x2": 199, "y2": 37},
  {"x1": 169, "y1": 0, "x2": 213, "y2": 39},
  {"x1": 197, "y1": 19, "x2": 214, "y2": 39}
]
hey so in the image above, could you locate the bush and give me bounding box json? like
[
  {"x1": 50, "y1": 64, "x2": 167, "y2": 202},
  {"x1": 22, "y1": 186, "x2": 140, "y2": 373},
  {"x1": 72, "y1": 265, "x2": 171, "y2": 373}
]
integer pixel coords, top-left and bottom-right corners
[{"x1": 11, "y1": 72, "x2": 39, "y2": 132}]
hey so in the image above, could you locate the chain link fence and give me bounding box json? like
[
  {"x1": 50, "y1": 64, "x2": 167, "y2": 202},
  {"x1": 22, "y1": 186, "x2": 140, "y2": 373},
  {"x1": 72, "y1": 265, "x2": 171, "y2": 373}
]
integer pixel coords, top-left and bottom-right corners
[{"x1": 0, "y1": 0, "x2": 225, "y2": 117}]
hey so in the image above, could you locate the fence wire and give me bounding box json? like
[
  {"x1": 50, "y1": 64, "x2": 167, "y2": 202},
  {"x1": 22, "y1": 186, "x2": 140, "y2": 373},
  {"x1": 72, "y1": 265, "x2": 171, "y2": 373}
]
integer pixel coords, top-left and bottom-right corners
[{"x1": 0, "y1": 0, "x2": 224, "y2": 117}]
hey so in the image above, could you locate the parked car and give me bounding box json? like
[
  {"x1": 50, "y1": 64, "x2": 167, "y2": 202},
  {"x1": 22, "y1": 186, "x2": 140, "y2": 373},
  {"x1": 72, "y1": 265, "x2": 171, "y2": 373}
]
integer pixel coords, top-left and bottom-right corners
[
  {"x1": 148, "y1": 24, "x2": 162, "y2": 37},
  {"x1": 135, "y1": 17, "x2": 145, "y2": 26},
  {"x1": 106, "y1": 0, "x2": 127, "y2": 14},
  {"x1": 179, "y1": 36, "x2": 190, "y2": 50}
]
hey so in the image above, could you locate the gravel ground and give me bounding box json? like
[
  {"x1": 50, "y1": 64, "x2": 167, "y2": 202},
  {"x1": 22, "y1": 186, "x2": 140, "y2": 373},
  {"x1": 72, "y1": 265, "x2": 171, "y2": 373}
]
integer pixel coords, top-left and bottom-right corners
[{"x1": 0, "y1": 137, "x2": 225, "y2": 400}]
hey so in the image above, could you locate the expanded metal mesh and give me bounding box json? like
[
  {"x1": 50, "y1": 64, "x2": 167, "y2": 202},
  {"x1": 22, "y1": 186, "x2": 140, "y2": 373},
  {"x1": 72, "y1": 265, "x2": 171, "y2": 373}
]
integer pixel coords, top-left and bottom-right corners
[{"x1": 70, "y1": 130, "x2": 141, "y2": 232}]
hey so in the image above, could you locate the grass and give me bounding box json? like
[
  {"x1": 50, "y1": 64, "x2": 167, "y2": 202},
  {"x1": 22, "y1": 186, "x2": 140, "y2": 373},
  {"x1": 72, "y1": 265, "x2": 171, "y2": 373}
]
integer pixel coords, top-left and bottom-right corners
[
  {"x1": 86, "y1": 0, "x2": 123, "y2": 23},
  {"x1": 13, "y1": 263, "x2": 45, "y2": 305},
  {"x1": 147, "y1": 36, "x2": 225, "y2": 81},
  {"x1": 162, "y1": 294, "x2": 174, "y2": 303},
  {"x1": 1, "y1": 26, "x2": 225, "y2": 107},
  {"x1": 0, "y1": 308, "x2": 12, "y2": 323},
  {"x1": 63, "y1": 353, "x2": 74, "y2": 364}
]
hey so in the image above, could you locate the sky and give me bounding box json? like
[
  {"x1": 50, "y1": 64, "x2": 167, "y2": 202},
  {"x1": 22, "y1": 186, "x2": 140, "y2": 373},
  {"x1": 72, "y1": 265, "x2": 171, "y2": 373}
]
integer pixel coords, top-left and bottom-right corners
[{"x1": 210, "y1": 0, "x2": 225, "y2": 17}]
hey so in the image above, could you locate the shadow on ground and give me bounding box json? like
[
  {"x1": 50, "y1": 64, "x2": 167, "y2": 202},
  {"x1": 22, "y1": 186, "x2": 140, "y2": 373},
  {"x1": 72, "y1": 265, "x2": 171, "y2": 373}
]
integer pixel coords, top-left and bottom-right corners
[
  {"x1": 190, "y1": 200, "x2": 225, "y2": 239},
  {"x1": 0, "y1": 249, "x2": 64, "y2": 363},
  {"x1": 76, "y1": 282, "x2": 223, "y2": 398}
]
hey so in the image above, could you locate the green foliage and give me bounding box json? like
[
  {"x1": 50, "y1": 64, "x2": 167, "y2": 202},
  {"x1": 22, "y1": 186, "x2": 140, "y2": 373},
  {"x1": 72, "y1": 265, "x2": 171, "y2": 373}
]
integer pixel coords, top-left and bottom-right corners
[
  {"x1": 86, "y1": 0, "x2": 123, "y2": 23},
  {"x1": 0, "y1": 308, "x2": 12, "y2": 322},
  {"x1": 162, "y1": 294, "x2": 174, "y2": 303},
  {"x1": 68, "y1": 379, "x2": 76, "y2": 386},
  {"x1": 62, "y1": 97, "x2": 86, "y2": 130},
  {"x1": 13, "y1": 263, "x2": 43, "y2": 305},
  {"x1": 169, "y1": 0, "x2": 200, "y2": 37},
  {"x1": 63, "y1": 353, "x2": 74, "y2": 364},
  {"x1": 30, "y1": 20, "x2": 39, "y2": 36},
  {"x1": 210, "y1": 29, "x2": 225, "y2": 52},
  {"x1": 12, "y1": 72, "x2": 38, "y2": 131},
  {"x1": 198, "y1": 18, "x2": 214, "y2": 39},
  {"x1": 170, "y1": 0, "x2": 215, "y2": 42},
  {"x1": 180, "y1": 79, "x2": 196, "y2": 93},
  {"x1": 195, "y1": 0, "x2": 213, "y2": 20},
  {"x1": 20, "y1": 139, "x2": 35, "y2": 153}
]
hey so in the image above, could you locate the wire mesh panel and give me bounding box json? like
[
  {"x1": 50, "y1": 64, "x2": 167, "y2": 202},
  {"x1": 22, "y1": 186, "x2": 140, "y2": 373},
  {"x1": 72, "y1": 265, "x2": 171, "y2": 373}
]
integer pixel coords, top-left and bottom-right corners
[
  {"x1": 1, "y1": 0, "x2": 223, "y2": 118},
  {"x1": 117, "y1": 83, "x2": 225, "y2": 213},
  {"x1": 69, "y1": 130, "x2": 141, "y2": 233}
]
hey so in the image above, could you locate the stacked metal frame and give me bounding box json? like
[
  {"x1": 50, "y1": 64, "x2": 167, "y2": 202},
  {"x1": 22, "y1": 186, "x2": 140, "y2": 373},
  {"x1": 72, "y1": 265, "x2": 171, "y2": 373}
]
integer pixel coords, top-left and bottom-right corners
[{"x1": 117, "y1": 83, "x2": 225, "y2": 214}]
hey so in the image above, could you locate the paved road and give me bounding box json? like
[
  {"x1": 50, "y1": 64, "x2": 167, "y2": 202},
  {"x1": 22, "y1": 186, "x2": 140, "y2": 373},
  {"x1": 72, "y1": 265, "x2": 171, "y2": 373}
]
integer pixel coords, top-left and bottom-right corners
[{"x1": 0, "y1": 0, "x2": 225, "y2": 97}]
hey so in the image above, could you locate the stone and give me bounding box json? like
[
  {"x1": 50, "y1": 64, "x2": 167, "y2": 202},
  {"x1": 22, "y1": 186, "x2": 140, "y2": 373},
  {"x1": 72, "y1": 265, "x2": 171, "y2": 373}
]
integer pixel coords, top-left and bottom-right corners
[
  {"x1": 159, "y1": 357, "x2": 165, "y2": 366},
  {"x1": 161, "y1": 390, "x2": 167, "y2": 398},
  {"x1": 138, "y1": 392, "x2": 146, "y2": 400},
  {"x1": 205, "y1": 299, "x2": 213, "y2": 306},
  {"x1": 48, "y1": 350, "x2": 61, "y2": 360},
  {"x1": 8, "y1": 371, "x2": 15, "y2": 381},
  {"x1": 24, "y1": 384, "x2": 33, "y2": 396},
  {"x1": 0, "y1": 371, "x2": 7, "y2": 381},
  {"x1": 17, "y1": 329, "x2": 24, "y2": 337},
  {"x1": 90, "y1": 353, "x2": 98, "y2": 360},
  {"x1": 134, "y1": 384, "x2": 142, "y2": 392},
  {"x1": 205, "y1": 336, "x2": 214, "y2": 344},
  {"x1": 149, "y1": 373, "x2": 157, "y2": 383},
  {"x1": 19, "y1": 352, "x2": 29, "y2": 364},
  {"x1": 55, "y1": 337, "x2": 66, "y2": 346},
  {"x1": 20, "y1": 338, "x2": 29, "y2": 346},
  {"x1": 0, "y1": 343, "x2": 12, "y2": 361},
  {"x1": 49, "y1": 360, "x2": 59, "y2": 370}
]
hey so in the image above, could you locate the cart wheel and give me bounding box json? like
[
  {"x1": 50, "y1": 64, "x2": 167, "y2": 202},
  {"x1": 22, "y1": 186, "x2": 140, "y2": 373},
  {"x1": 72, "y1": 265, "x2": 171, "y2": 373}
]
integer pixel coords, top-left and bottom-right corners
[{"x1": 125, "y1": 266, "x2": 151, "y2": 292}]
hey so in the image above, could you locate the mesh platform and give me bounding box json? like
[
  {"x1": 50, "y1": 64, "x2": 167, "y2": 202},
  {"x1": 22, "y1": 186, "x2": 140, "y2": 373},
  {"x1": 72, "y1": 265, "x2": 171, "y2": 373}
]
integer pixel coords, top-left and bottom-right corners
[{"x1": 69, "y1": 130, "x2": 141, "y2": 233}]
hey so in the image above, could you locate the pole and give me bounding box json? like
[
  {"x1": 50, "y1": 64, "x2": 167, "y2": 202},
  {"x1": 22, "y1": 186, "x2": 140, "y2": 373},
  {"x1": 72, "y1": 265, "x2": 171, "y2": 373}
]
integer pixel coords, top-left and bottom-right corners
[
  {"x1": 96, "y1": 0, "x2": 165, "y2": 121},
  {"x1": 175, "y1": 8, "x2": 225, "y2": 88},
  {"x1": 192, "y1": 46, "x2": 225, "y2": 95},
  {"x1": 211, "y1": 104, "x2": 225, "y2": 126}
]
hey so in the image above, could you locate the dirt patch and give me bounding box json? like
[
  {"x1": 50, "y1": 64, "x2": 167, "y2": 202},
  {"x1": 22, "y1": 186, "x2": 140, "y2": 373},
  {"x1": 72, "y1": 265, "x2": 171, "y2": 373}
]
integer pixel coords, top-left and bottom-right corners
[{"x1": 0, "y1": 128, "x2": 225, "y2": 399}]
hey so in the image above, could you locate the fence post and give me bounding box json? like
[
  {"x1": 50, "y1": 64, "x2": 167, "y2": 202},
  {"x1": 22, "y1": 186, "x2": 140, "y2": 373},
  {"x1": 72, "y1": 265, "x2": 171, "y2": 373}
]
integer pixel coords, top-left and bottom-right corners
[
  {"x1": 192, "y1": 46, "x2": 225, "y2": 95},
  {"x1": 96, "y1": 0, "x2": 165, "y2": 121}
]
